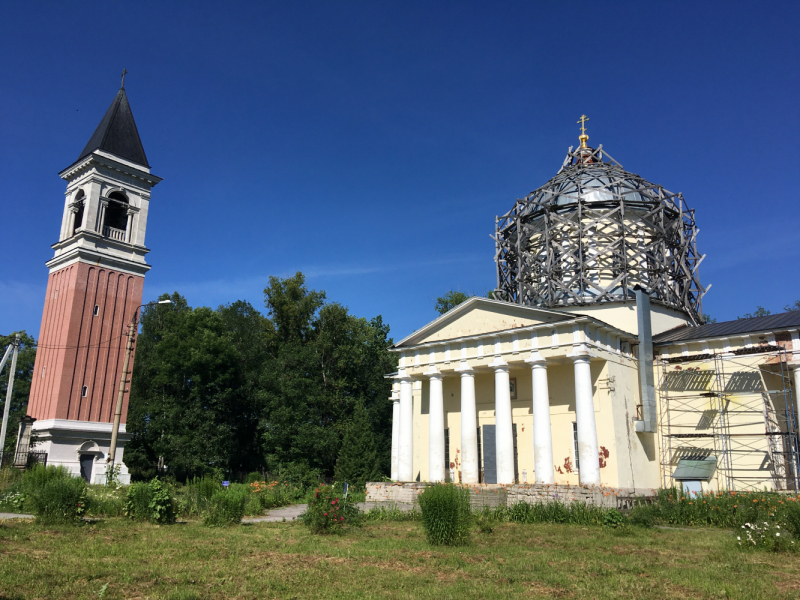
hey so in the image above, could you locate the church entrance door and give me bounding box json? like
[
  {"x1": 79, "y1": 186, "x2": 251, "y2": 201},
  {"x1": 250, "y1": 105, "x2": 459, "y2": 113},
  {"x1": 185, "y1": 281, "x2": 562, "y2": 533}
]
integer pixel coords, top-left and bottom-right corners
[{"x1": 79, "y1": 454, "x2": 94, "y2": 482}]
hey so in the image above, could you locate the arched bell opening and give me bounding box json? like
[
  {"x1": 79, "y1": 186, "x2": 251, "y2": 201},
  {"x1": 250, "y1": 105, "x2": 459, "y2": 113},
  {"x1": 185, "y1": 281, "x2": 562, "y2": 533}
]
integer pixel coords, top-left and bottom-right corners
[
  {"x1": 72, "y1": 190, "x2": 85, "y2": 237},
  {"x1": 103, "y1": 191, "x2": 129, "y2": 241}
]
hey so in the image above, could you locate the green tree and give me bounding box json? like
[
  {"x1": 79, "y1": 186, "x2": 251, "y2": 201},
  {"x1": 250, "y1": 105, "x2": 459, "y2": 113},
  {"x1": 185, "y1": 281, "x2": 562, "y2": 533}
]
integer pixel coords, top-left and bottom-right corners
[
  {"x1": 784, "y1": 300, "x2": 800, "y2": 312},
  {"x1": 261, "y1": 273, "x2": 395, "y2": 478},
  {"x1": 0, "y1": 332, "x2": 36, "y2": 456},
  {"x1": 334, "y1": 400, "x2": 382, "y2": 489},
  {"x1": 702, "y1": 314, "x2": 717, "y2": 324},
  {"x1": 435, "y1": 291, "x2": 470, "y2": 315},
  {"x1": 738, "y1": 306, "x2": 771, "y2": 319},
  {"x1": 126, "y1": 294, "x2": 267, "y2": 480}
]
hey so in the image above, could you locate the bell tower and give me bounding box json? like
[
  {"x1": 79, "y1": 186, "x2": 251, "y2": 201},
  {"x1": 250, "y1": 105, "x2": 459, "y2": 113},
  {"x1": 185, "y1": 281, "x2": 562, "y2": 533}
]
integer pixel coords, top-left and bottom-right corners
[{"x1": 25, "y1": 81, "x2": 161, "y2": 483}]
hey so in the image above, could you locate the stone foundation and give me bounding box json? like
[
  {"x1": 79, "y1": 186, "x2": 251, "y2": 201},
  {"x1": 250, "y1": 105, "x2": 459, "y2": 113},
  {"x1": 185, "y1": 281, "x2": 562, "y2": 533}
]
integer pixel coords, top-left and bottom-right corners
[{"x1": 366, "y1": 482, "x2": 657, "y2": 511}]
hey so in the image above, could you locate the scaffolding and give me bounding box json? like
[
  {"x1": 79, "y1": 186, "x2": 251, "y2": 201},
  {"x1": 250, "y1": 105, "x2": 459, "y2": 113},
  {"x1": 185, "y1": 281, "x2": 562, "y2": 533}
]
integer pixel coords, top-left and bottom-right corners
[{"x1": 657, "y1": 346, "x2": 799, "y2": 492}]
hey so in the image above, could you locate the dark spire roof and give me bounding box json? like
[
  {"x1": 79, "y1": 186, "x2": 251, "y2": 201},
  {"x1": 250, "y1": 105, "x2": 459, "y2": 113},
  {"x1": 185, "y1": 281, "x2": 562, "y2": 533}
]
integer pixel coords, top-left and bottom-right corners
[{"x1": 78, "y1": 87, "x2": 149, "y2": 168}]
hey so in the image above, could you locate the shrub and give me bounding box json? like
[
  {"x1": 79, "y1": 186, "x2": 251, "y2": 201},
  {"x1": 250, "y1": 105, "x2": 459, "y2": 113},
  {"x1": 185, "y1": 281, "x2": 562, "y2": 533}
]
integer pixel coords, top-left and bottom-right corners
[
  {"x1": 738, "y1": 521, "x2": 796, "y2": 552},
  {"x1": 203, "y1": 486, "x2": 247, "y2": 527},
  {"x1": 784, "y1": 502, "x2": 800, "y2": 540},
  {"x1": 86, "y1": 485, "x2": 125, "y2": 517},
  {"x1": 303, "y1": 484, "x2": 357, "y2": 534},
  {"x1": 35, "y1": 476, "x2": 88, "y2": 525},
  {"x1": 417, "y1": 483, "x2": 471, "y2": 546},
  {"x1": 603, "y1": 508, "x2": 626, "y2": 528},
  {"x1": 245, "y1": 472, "x2": 262, "y2": 484},
  {"x1": 627, "y1": 504, "x2": 656, "y2": 528},
  {"x1": 364, "y1": 503, "x2": 421, "y2": 522},
  {"x1": 125, "y1": 478, "x2": 176, "y2": 524}
]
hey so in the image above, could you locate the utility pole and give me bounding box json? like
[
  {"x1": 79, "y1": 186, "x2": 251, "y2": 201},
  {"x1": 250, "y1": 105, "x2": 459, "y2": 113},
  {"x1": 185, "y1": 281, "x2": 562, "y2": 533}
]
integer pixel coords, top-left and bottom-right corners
[
  {"x1": 106, "y1": 299, "x2": 170, "y2": 484},
  {"x1": 107, "y1": 319, "x2": 136, "y2": 483},
  {"x1": 0, "y1": 335, "x2": 21, "y2": 465}
]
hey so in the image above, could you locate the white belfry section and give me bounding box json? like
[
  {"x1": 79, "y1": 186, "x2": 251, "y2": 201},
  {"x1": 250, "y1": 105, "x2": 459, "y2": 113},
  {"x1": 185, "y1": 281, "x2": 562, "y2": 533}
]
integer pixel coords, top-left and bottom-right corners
[
  {"x1": 427, "y1": 368, "x2": 445, "y2": 482},
  {"x1": 571, "y1": 347, "x2": 600, "y2": 485},
  {"x1": 457, "y1": 363, "x2": 479, "y2": 483},
  {"x1": 390, "y1": 386, "x2": 400, "y2": 481},
  {"x1": 526, "y1": 355, "x2": 554, "y2": 484},
  {"x1": 398, "y1": 374, "x2": 414, "y2": 481},
  {"x1": 492, "y1": 357, "x2": 515, "y2": 484}
]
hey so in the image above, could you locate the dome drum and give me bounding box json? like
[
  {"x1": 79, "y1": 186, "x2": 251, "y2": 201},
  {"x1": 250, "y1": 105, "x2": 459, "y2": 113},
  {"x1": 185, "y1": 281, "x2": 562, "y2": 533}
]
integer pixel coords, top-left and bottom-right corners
[{"x1": 494, "y1": 144, "x2": 707, "y2": 324}]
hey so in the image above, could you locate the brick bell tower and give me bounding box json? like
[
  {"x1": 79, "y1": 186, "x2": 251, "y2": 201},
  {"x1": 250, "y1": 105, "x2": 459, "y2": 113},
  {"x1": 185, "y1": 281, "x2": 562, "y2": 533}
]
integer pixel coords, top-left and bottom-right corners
[{"x1": 25, "y1": 80, "x2": 161, "y2": 483}]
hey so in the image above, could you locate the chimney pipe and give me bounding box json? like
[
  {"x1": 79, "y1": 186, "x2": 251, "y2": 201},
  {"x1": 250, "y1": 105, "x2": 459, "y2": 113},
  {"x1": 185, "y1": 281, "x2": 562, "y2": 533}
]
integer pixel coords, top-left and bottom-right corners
[{"x1": 634, "y1": 287, "x2": 657, "y2": 433}]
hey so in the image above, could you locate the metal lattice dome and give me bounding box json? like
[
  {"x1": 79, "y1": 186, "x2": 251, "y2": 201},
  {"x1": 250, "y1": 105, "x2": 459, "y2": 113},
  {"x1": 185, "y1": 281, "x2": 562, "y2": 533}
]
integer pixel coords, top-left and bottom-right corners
[{"x1": 494, "y1": 140, "x2": 707, "y2": 324}]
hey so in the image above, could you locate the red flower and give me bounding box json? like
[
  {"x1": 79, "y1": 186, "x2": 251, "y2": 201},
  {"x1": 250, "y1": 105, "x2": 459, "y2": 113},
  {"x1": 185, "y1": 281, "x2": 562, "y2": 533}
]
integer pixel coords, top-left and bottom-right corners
[
  {"x1": 331, "y1": 500, "x2": 336, "y2": 505},
  {"x1": 324, "y1": 513, "x2": 328, "y2": 516}
]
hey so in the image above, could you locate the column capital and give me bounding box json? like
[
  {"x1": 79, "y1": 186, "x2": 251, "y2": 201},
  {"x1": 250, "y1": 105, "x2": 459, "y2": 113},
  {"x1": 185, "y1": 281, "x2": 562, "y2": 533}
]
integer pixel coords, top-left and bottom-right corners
[
  {"x1": 489, "y1": 356, "x2": 508, "y2": 370},
  {"x1": 455, "y1": 361, "x2": 473, "y2": 374},
  {"x1": 525, "y1": 353, "x2": 546, "y2": 366},
  {"x1": 789, "y1": 360, "x2": 800, "y2": 372},
  {"x1": 567, "y1": 344, "x2": 593, "y2": 361},
  {"x1": 424, "y1": 365, "x2": 442, "y2": 378},
  {"x1": 395, "y1": 369, "x2": 412, "y2": 381}
]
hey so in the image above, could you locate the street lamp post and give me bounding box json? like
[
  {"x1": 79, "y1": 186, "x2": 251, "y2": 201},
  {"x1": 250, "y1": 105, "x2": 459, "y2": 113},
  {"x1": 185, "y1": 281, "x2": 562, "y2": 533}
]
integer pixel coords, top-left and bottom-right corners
[{"x1": 107, "y1": 299, "x2": 171, "y2": 484}]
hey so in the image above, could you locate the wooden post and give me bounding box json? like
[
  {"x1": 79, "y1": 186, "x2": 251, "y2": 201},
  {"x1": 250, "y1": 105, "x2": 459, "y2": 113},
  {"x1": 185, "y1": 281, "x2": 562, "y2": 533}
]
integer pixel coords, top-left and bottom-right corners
[
  {"x1": 107, "y1": 318, "x2": 136, "y2": 483},
  {"x1": 0, "y1": 335, "x2": 21, "y2": 463}
]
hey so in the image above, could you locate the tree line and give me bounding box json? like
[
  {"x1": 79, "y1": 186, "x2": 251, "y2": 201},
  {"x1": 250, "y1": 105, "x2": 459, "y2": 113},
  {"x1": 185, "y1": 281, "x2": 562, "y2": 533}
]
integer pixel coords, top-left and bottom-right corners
[{"x1": 125, "y1": 273, "x2": 396, "y2": 486}]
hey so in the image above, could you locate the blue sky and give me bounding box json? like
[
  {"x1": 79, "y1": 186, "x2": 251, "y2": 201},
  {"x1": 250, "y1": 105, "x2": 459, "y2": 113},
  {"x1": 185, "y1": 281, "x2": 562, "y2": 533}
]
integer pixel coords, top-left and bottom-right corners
[{"x1": 2, "y1": 1, "x2": 799, "y2": 342}]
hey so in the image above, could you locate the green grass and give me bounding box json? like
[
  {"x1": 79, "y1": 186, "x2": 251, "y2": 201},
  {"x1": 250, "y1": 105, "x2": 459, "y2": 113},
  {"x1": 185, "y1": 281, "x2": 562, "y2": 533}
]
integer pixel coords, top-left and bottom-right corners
[{"x1": 1, "y1": 517, "x2": 799, "y2": 598}]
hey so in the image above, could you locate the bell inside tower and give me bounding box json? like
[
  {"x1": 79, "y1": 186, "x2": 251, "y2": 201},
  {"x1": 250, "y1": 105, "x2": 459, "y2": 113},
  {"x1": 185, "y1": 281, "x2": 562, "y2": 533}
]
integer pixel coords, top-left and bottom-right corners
[{"x1": 103, "y1": 191, "x2": 129, "y2": 235}]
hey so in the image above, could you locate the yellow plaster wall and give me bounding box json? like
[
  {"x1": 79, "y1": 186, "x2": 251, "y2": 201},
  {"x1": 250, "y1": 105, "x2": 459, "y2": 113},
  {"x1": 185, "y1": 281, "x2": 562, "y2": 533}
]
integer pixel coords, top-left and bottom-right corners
[
  {"x1": 559, "y1": 302, "x2": 691, "y2": 337},
  {"x1": 413, "y1": 303, "x2": 567, "y2": 345},
  {"x1": 410, "y1": 358, "x2": 654, "y2": 488}
]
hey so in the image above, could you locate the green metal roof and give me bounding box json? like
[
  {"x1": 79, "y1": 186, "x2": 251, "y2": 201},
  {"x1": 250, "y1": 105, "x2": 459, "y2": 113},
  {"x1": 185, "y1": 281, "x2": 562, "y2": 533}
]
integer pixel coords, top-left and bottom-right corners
[{"x1": 672, "y1": 456, "x2": 718, "y2": 481}]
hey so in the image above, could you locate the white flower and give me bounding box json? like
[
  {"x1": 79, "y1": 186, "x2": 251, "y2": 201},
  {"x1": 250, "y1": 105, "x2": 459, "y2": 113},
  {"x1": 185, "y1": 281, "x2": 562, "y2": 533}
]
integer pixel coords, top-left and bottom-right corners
[
  {"x1": 776, "y1": 533, "x2": 780, "y2": 537},
  {"x1": 737, "y1": 536, "x2": 741, "y2": 540}
]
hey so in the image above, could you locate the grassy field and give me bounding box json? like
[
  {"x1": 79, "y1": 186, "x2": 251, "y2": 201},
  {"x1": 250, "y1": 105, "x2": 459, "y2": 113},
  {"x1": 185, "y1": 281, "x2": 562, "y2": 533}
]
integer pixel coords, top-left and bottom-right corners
[{"x1": 1, "y1": 517, "x2": 799, "y2": 599}]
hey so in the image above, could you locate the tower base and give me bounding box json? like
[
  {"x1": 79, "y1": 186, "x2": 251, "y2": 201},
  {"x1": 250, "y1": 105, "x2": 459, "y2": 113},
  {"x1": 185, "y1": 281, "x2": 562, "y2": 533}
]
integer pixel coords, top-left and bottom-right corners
[{"x1": 30, "y1": 419, "x2": 132, "y2": 484}]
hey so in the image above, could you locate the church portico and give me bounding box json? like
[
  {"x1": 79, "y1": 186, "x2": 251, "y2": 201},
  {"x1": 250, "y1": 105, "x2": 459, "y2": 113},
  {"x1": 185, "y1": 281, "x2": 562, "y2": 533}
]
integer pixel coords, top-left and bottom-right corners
[{"x1": 388, "y1": 297, "x2": 644, "y2": 489}]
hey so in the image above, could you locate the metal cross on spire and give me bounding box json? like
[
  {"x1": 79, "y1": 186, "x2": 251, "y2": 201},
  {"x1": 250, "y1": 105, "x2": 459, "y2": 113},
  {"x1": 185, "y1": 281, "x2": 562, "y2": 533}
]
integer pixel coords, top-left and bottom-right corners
[
  {"x1": 121, "y1": 68, "x2": 128, "y2": 89},
  {"x1": 577, "y1": 114, "x2": 589, "y2": 136},
  {"x1": 577, "y1": 114, "x2": 590, "y2": 148}
]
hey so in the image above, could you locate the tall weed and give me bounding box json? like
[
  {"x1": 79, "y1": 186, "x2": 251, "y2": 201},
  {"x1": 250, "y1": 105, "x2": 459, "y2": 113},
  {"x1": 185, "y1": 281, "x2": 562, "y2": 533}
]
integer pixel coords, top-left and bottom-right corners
[{"x1": 418, "y1": 484, "x2": 471, "y2": 546}]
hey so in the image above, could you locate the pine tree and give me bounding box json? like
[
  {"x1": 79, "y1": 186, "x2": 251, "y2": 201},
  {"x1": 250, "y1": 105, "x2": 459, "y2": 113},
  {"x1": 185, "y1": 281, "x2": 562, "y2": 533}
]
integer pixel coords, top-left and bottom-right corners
[{"x1": 334, "y1": 400, "x2": 382, "y2": 489}]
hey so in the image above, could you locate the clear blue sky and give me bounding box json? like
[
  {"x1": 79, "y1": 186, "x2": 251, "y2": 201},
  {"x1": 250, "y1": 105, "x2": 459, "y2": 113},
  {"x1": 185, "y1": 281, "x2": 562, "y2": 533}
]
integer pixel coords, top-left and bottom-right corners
[{"x1": 2, "y1": 1, "x2": 799, "y2": 341}]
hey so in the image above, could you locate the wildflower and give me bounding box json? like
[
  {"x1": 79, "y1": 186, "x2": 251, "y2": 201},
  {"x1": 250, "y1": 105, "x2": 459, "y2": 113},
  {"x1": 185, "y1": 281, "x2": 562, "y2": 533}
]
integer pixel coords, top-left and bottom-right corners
[
  {"x1": 324, "y1": 512, "x2": 328, "y2": 517},
  {"x1": 737, "y1": 536, "x2": 741, "y2": 540}
]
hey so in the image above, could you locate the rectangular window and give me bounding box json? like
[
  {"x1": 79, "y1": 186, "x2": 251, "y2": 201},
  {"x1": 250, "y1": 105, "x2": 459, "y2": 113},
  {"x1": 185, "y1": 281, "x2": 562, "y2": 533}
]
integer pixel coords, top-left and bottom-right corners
[
  {"x1": 82, "y1": 385, "x2": 88, "y2": 397},
  {"x1": 53, "y1": 289, "x2": 58, "y2": 299},
  {"x1": 93, "y1": 305, "x2": 100, "y2": 316},
  {"x1": 41, "y1": 366, "x2": 46, "y2": 378},
  {"x1": 572, "y1": 422, "x2": 580, "y2": 472}
]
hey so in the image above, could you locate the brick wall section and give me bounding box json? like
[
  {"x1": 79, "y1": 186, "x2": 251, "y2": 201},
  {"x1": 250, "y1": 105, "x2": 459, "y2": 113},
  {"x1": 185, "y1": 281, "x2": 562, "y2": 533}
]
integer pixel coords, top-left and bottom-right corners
[
  {"x1": 367, "y1": 482, "x2": 657, "y2": 510},
  {"x1": 28, "y1": 262, "x2": 144, "y2": 423}
]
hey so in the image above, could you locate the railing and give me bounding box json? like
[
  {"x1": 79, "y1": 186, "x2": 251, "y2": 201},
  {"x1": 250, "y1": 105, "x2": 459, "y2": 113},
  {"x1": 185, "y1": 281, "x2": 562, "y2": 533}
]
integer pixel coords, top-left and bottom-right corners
[
  {"x1": 102, "y1": 226, "x2": 127, "y2": 241},
  {"x1": 0, "y1": 449, "x2": 47, "y2": 469}
]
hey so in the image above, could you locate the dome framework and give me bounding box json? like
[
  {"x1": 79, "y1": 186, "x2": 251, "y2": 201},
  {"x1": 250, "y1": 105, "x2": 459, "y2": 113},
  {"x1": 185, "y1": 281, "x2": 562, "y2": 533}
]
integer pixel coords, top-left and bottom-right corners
[{"x1": 494, "y1": 144, "x2": 707, "y2": 324}]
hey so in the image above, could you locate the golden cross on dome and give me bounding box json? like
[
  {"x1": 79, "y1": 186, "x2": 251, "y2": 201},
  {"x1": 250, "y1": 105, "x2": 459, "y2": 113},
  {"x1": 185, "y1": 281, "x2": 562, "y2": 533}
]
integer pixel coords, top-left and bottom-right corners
[
  {"x1": 578, "y1": 114, "x2": 589, "y2": 136},
  {"x1": 121, "y1": 68, "x2": 128, "y2": 89},
  {"x1": 577, "y1": 114, "x2": 589, "y2": 148}
]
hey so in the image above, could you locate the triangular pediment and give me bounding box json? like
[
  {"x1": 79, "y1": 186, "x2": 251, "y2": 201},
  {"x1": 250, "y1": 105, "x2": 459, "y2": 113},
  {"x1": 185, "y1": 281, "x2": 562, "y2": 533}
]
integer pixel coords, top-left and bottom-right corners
[{"x1": 394, "y1": 297, "x2": 575, "y2": 348}]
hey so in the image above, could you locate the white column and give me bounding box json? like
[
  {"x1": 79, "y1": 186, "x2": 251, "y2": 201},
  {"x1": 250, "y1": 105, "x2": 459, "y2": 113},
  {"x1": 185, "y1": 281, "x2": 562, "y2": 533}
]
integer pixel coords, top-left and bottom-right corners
[
  {"x1": 526, "y1": 355, "x2": 554, "y2": 484},
  {"x1": 398, "y1": 375, "x2": 414, "y2": 481},
  {"x1": 571, "y1": 347, "x2": 600, "y2": 485},
  {"x1": 427, "y1": 368, "x2": 445, "y2": 482},
  {"x1": 390, "y1": 388, "x2": 400, "y2": 481},
  {"x1": 457, "y1": 363, "x2": 479, "y2": 483},
  {"x1": 492, "y1": 358, "x2": 515, "y2": 484}
]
